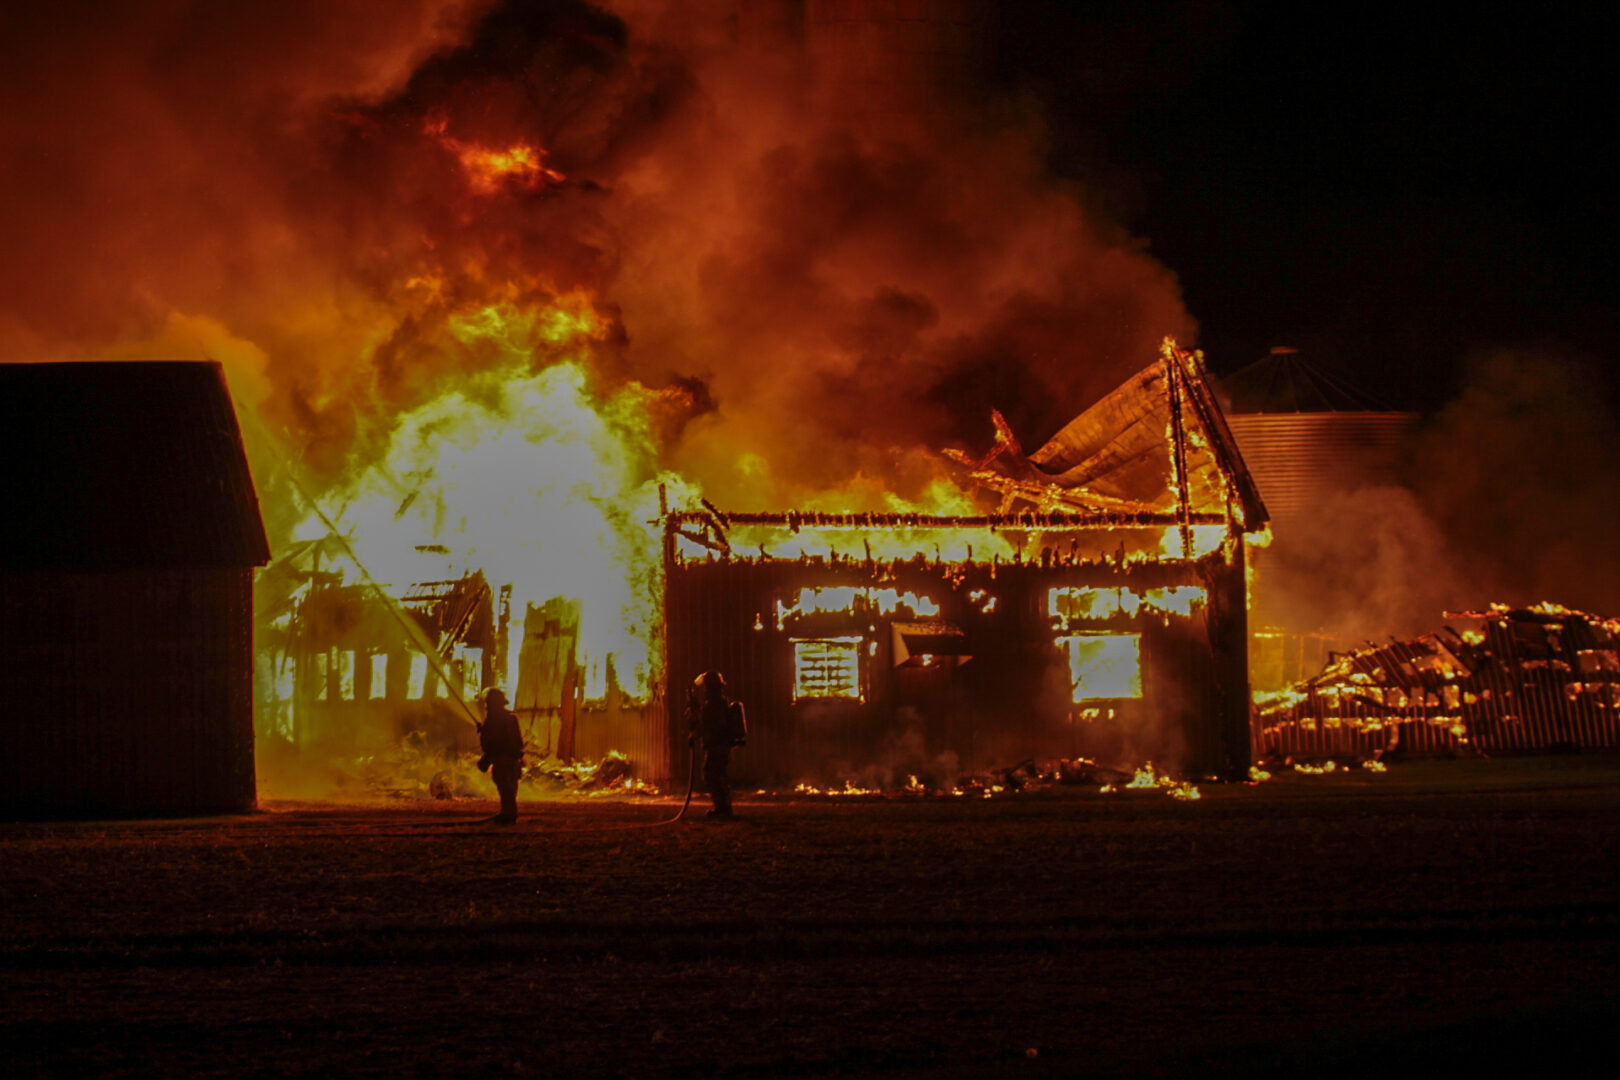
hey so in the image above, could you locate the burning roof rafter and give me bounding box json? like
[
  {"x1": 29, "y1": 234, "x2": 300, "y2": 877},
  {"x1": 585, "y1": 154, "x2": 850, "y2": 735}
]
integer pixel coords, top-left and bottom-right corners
[
  {"x1": 663, "y1": 509, "x2": 1232, "y2": 532},
  {"x1": 660, "y1": 344, "x2": 1265, "y2": 569},
  {"x1": 943, "y1": 340, "x2": 1269, "y2": 539}
]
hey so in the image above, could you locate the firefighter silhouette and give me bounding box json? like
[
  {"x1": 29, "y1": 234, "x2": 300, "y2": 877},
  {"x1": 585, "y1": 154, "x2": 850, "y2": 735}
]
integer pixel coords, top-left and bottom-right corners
[
  {"x1": 686, "y1": 671, "x2": 746, "y2": 817},
  {"x1": 478, "y1": 687, "x2": 524, "y2": 824}
]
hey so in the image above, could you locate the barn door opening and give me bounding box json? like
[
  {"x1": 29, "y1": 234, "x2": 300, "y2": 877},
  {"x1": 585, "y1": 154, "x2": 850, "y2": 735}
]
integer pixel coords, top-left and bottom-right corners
[{"x1": 891, "y1": 621, "x2": 971, "y2": 760}]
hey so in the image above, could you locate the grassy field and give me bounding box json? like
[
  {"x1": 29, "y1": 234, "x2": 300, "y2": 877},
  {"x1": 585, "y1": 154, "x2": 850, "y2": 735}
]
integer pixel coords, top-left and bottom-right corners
[{"x1": 4, "y1": 757, "x2": 1619, "y2": 1078}]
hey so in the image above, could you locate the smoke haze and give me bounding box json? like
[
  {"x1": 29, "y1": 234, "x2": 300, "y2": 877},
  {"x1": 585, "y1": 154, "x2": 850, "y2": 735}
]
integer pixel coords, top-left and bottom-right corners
[
  {"x1": 1415, "y1": 349, "x2": 1620, "y2": 612},
  {"x1": 1253, "y1": 348, "x2": 1620, "y2": 648}
]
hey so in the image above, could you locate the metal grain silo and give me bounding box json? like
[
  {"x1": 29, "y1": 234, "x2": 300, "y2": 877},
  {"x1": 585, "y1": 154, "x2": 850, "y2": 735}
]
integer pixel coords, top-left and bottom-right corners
[{"x1": 1221, "y1": 348, "x2": 1418, "y2": 534}]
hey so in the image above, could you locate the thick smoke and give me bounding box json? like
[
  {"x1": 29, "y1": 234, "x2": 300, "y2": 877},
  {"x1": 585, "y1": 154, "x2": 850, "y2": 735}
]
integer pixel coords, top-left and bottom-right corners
[
  {"x1": 1251, "y1": 485, "x2": 1467, "y2": 646},
  {"x1": 1253, "y1": 347, "x2": 1620, "y2": 649},
  {"x1": 1413, "y1": 348, "x2": 1620, "y2": 611},
  {"x1": 602, "y1": 0, "x2": 1194, "y2": 505},
  {"x1": 0, "y1": 1, "x2": 471, "y2": 366},
  {"x1": 0, "y1": 0, "x2": 1192, "y2": 506}
]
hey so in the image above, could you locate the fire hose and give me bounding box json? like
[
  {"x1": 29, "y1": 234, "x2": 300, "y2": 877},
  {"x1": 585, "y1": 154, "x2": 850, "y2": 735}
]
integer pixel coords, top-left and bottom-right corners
[
  {"x1": 669, "y1": 740, "x2": 698, "y2": 824},
  {"x1": 482, "y1": 740, "x2": 695, "y2": 833}
]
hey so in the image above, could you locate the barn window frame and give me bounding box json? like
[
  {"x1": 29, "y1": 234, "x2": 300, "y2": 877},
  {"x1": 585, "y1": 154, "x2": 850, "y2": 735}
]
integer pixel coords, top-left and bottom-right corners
[
  {"x1": 406, "y1": 652, "x2": 428, "y2": 700},
  {"x1": 1056, "y1": 632, "x2": 1143, "y2": 702},
  {"x1": 368, "y1": 653, "x2": 389, "y2": 700},
  {"x1": 791, "y1": 636, "x2": 864, "y2": 703}
]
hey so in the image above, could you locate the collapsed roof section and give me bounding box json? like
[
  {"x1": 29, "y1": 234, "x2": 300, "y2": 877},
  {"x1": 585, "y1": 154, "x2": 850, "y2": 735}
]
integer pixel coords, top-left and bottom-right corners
[
  {"x1": 1256, "y1": 603, "x2": 1620, "y2": 760},
  {"x1": 945, "y1": 340, "x2": 1269, "y2": 537}
]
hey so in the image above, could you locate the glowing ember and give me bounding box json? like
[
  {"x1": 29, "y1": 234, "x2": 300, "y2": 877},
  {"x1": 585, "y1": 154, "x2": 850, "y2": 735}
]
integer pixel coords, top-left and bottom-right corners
[
  {"x1": 1127, "y1": 763, "x2": 1161, "y2": 788},
  {"x1": 792, "y1": 780, "x2": 881, "y2": 797},
  {"x1": 1141, "y1": 586, "x2": 1207, "y2": 617},
  {"x1": 777, "y1": 587, "x2": 940, "y2": 622},
  {"x1": 1103, "y1": 761, "x2": 1202, "y2": 800},
  {"x1": 1049, "y1": 585, "x2": 1206, "y2": 621}
]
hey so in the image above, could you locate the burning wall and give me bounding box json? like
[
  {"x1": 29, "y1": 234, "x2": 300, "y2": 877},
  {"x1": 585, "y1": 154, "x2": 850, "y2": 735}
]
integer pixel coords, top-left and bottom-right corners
[
  {"x1": 658, "y1": 344, "x2": 1264, "y2": 786},
  {"x1": 664, "y1": 512, "x2": 1252, "y2": 786},
  {"x1": 256, "y1": 565, "x2": 499, "y2": 752}
]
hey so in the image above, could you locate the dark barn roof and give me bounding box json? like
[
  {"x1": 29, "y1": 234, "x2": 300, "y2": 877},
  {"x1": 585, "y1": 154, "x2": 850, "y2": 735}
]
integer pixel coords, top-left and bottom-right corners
[{"x1": 0, "y1": 361, "x2": 270, "y2": 569}]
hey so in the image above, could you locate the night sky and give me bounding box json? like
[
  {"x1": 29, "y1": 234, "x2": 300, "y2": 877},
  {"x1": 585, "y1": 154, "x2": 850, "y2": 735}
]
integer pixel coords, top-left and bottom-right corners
[{"x1": 993, "y1": 2, "x2": 1615, "y2": 410}]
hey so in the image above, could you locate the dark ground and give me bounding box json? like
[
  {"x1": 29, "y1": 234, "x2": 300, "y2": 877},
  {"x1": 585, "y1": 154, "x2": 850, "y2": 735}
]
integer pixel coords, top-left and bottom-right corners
[{"x1": 5, "y1": 757, "x2": 1619, "y2": 1079}]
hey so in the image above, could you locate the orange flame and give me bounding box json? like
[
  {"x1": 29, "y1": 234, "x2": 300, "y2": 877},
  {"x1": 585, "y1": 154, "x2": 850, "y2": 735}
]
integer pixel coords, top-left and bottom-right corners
[
  {"x1": 452, "y1": 141, "x2": 565, "y2": 195},
  {"x1": 286, "y1": 292, "x2": 696, "y2": 700},
  {"x1": 424, "y1": 113, "x2": 565, "y2": 196}
]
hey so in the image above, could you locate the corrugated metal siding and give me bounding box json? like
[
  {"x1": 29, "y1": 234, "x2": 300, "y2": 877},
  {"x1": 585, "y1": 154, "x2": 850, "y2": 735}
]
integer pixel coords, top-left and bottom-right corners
[
  {"x1": 1225, "y1": 412, "x2": 1416, "y2": 526},
  {"x1": 0, "y1": 568, "x2": 257, "y2": 819},
  {"x1": 572, "y1": 699, "x2": 669, "y2": 778}
]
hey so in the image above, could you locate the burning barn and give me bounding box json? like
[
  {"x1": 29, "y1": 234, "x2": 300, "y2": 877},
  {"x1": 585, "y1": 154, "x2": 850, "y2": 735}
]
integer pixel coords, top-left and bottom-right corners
[
  {"x1": 0, "y1": 362, "x2": 269, "y2": 819},
  {"x1": 255, "y1": 549, "x2": 502, "y2": 758},
  {"x1": 256, "y1": 546, "x2": 662, "y2": 778},
  {"x1": 256, "y1": 342, "x2": 1265, "y2": 791},
  {"x1": 663, "y1": 343, "x2": 1268, "y2": 787},
  {"x1": 1257, "y1": 603, "x2": 1620, "y2": 761}
]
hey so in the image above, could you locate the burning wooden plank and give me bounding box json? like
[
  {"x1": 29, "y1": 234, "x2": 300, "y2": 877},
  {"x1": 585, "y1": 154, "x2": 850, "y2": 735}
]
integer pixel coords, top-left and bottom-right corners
[{"x1": 1256, "y1": 603, "x2": 1620, "y2": 760}]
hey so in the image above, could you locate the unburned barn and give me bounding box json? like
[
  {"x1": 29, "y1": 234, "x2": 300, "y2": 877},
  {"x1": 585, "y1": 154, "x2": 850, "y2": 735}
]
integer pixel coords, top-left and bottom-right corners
[{"x1": 0, "y1": 362, "x2": 269, "y2": 819}]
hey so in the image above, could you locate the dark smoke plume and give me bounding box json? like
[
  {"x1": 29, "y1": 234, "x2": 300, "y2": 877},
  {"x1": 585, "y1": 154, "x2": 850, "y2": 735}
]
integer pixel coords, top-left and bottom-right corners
[{"x1": 1414, "y1": 348, "x2": 1620, "y2": 612}]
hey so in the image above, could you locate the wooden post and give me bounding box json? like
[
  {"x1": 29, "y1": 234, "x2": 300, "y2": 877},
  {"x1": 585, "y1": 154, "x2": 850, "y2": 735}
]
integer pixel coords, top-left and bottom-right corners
[
  {"x1": 1164, "y1": 347, "x2": 1195, "y2": 558},
  {"x1": 659, "y1": 483, "x2": 679, "y2": 785}
]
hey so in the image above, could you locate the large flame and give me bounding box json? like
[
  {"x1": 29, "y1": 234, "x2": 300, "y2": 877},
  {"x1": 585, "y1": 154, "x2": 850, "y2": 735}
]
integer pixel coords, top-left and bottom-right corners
[{"x1": 291, "y1": 294, "x2": 696, "y2": 698}]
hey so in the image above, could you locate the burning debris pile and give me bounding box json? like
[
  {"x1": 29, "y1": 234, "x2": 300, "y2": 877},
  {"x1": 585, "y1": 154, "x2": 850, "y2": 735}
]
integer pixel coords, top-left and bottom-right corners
[
  {"x1": 1256, "y1": 603, "x2": 1620, "y2": 760},
  {"x1": 304, "y1": 740, "x2": 656, "y2": 802},
  {"x1": 524, "y1": 750, "x2": 659, "y2": 797},
  {"x1": 783, "y1": 756, "x2": 1204, "y2": 801}
]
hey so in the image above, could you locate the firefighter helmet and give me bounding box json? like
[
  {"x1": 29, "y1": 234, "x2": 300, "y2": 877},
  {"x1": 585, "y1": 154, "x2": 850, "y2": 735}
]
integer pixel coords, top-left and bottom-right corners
[{"x1": 693, "y1": 670, "x2": 727, "y2": 698}]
